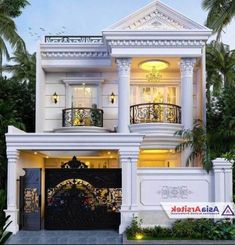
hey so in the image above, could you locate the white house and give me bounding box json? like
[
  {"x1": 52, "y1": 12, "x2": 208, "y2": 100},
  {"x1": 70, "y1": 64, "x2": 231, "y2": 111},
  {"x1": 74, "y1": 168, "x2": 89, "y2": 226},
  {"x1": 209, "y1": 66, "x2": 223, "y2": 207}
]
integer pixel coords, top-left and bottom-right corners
[{"x1": 5, "y1": 0, "x2": 233, "y2": 235}]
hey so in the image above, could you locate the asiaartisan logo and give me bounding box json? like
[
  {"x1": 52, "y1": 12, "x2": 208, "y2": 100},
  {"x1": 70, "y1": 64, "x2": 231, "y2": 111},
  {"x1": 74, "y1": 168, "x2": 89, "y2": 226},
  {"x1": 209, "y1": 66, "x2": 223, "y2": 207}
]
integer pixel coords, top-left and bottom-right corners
[{"x1": 161, "y1": 202, "x2": 235, "y2": 219}]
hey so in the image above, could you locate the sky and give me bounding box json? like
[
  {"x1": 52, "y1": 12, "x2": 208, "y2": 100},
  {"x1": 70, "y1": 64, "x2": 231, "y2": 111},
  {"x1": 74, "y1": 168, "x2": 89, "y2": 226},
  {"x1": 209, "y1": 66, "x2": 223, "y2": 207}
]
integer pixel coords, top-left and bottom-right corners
[{"x1": 14, "y1": 0, "x2": 235, "y2": 53}]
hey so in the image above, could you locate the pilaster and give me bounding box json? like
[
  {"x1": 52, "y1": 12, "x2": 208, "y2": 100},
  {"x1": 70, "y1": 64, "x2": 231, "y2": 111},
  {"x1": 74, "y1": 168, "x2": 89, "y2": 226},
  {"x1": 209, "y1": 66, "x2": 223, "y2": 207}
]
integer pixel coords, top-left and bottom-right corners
[
  {"x1": 119, "y1": 148, "x2": 140, "y2": 234},
  {"x1": 4, "y1": 150, "x2": 20, "y2": 234},
  {"x1": 116, "y1": 58, "x2": 132, "y2": 133},
  {"x1": 213, "y1": 158, "x2": 233, "y2": 202}
]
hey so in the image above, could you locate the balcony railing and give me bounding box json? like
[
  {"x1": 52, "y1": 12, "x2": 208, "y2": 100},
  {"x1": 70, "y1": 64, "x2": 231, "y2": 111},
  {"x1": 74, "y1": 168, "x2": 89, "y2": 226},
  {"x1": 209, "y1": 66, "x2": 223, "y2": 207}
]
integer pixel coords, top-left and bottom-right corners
[
  {"x1": 45, "y1": 36, "x2": 103, "y2": 44},
  {"x1": 130, "y1": 103, "x2": 181, "y2": 124},
  {"x1": 63, "y1": 108, "x2": 104, "y2": 127}
]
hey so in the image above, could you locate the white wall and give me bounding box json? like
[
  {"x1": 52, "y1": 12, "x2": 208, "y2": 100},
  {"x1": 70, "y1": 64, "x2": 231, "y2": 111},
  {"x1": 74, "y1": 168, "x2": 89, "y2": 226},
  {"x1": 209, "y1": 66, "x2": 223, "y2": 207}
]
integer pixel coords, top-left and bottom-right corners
[
  {"x1": 40, "y1": 70, "x2": 186, "y2": 132},
  {"x1": 137, "y1": 168, "x2": 213, "y2": 226}
]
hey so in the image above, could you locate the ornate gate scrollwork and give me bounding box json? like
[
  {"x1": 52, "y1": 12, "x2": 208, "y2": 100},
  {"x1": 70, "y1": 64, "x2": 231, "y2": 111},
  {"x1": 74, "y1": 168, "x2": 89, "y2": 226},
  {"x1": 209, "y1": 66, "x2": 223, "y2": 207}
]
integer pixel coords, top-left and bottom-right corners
[{"x1": 45, "y1": 168, "x2": 121, "y2": 229}]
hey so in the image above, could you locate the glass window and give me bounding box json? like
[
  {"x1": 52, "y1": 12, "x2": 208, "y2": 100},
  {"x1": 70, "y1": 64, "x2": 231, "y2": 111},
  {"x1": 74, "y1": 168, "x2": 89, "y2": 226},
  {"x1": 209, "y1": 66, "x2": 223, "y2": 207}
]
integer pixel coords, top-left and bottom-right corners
[
  {"x1": 71, "y1": 85, "x2": 98, "y2": 107},
  {"x1": 131, "y1": 85, "x2": 177, "y2": 105}
]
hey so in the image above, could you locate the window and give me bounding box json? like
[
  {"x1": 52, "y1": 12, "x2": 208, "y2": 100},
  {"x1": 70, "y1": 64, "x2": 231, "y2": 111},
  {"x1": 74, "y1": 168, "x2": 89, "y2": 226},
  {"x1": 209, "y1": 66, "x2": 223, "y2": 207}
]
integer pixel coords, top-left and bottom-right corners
[
  {"x1": 131, "y1": 85, "x2": 178, "y2": 105},
  {"x1": 71, "y1": 85, "x2": 98, "y2": 108}
]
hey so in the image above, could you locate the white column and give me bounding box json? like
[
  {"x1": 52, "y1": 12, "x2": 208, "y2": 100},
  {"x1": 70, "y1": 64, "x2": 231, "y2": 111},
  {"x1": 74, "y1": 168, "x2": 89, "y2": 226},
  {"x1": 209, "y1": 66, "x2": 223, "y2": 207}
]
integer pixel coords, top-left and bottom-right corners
[
  {"x1": 213, "y1": 158, "x2": 233, "y2": 202},
  {"x1": 180, "y1": 58, "x2": 196, "y2": 130},
  {"x1": 119, "y1": 149, "x2": 139, "y2": 234},
  {"x1": 180, "y1": 58, "x2": 196, "y2": 166},
  {"x1": 4, "y1": 150, "x2": 20, "y2": 234},
  {"x1": 116, "y1": 58, "x2": 132, "y2": 133}
]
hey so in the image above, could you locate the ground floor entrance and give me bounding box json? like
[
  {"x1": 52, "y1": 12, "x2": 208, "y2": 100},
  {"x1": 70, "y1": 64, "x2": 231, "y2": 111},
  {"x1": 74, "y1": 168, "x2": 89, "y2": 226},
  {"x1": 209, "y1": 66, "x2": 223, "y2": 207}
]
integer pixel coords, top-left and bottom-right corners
[
  {"x1": 45, "y1": 168, "x2": 121, "y2": 229},
  {"x1": 20, "y1": 157, "x2": 122, "y2": 230}
]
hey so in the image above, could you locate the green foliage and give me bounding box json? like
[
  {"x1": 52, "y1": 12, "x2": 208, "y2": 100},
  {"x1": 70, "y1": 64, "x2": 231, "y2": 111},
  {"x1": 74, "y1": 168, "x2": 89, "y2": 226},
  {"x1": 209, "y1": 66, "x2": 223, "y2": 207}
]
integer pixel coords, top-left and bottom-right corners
[
  {"x1": 0, "y1": 0, "x2": 29, "y2": 18},
  {"x1": 207, "y1": 221, "x2": 235, "y2": 240},
  {"x1": 172, "y1": 219, "x2": 214, "y2": 239},
  {"x1": 175, "y1": 120, "x2": 212, "y2": 172},
  {"x1": 207, "y1": 84, "x2": 235, "y2": 159},
  {"x1": 126, "y1": 215, "x2": 143, "y2": 238},
  {"x1": 126, "y1": 217, "x2": 235, "y2": 240},
  {"x1": 0, "y1": 190, "x2": 12, "y2": 244},
  {"x1": 202, "y1": 0, "x2": 235, "y2": 40},
  {"x1": 143, "y1": 226, "x2": 172, "y2": 238}
]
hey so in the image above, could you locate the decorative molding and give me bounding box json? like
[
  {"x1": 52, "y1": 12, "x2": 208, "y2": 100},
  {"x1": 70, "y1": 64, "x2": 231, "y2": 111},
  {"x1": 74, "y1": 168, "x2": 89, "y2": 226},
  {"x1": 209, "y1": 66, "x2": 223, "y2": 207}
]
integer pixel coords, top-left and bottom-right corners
[
  {"x1": 180, "y1": 58, "x2": 197, "y2": 77},
  {"x1": 124, "y1": 10, "x2": 187, "y2": 31},
  {"x1": 104, "y1": 0, "x2": 209, "y2": 32},
  {"x1": 44, "y1": 36, "x2": 104, "y2": 44},
  {"x1": 7, "y1": 150, "x2": 20, "y2": 161},
  {"x1": 116, "y1": 58, "x2": 132, "y2": 75},
  {"x1": 158, "y1": 185, "x2": 193, "y2": 199},
  {"x1": 41, "y1": 51, "x2": 109, "y2": 59},
  {"x1": 108, "y1": 39, "x2": 205, "y2": 48}
]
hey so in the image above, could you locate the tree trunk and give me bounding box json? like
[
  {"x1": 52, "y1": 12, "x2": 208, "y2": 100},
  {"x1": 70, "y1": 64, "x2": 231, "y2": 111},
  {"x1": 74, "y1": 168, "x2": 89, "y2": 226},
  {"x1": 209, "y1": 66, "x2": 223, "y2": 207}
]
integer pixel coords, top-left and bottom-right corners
[{"x1": 0, "y1": 51, "x2": 2, "y2": 79}]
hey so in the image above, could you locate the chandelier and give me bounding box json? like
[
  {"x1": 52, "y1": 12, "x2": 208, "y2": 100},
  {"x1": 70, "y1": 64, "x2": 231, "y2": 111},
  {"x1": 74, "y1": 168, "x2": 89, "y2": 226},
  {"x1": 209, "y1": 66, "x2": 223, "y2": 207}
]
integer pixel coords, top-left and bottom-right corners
[{"x1": 139, "y1": 60, "x2": 169, "y2": 83}]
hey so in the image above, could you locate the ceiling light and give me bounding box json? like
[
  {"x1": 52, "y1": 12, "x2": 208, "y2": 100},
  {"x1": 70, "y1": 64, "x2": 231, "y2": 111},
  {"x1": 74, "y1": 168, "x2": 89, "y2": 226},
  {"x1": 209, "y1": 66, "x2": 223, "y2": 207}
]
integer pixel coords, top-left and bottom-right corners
[
  {"x1": 139, "y1": 60, "x2": 169, "y2": 83},
  {"x1": 139, "y1": 60, "x2": 169, "y2": 71}
]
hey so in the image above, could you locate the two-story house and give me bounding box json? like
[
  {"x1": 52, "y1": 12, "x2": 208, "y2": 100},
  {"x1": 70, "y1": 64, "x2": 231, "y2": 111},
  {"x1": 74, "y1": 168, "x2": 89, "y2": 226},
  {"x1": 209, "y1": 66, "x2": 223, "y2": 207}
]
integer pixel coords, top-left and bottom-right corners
[{"x1": 5, "y1": 0, "x2": 233, "y2": 235}]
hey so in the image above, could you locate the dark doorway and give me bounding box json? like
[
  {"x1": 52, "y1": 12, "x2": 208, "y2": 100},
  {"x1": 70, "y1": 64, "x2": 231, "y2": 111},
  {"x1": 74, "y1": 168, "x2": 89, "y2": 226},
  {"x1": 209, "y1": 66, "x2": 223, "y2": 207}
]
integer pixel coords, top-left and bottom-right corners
[{"x1": 45, "y1": 168, "x2": 122, "y2": 230}]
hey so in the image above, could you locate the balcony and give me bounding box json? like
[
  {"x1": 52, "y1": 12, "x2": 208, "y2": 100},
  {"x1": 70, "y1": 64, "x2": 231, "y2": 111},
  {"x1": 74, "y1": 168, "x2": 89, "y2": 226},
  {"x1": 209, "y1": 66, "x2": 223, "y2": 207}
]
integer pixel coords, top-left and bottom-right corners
[
  {"x1": 54, "y1": 107, "x2": 109, "y2": 133},
  {"x1": 129, "y1": 103, "x2": 182, "y2": 135}
]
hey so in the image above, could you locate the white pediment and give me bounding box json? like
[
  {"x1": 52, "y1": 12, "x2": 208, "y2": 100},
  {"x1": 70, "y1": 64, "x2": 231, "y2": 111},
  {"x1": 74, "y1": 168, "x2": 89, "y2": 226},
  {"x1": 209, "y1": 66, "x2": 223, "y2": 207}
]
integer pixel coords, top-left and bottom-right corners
[{"x1": 104, "y1": 0, "x2": 210, "y2": 31}]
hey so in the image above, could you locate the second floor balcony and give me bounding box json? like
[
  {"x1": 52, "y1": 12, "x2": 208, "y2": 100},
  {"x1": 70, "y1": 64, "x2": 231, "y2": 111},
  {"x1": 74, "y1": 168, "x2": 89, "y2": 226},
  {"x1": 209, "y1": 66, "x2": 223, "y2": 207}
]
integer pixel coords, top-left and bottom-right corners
[
  {"x1": 54, "y1": 103, "x2": 182, "y2": 135},
  {"x1": 63, "y1": 107, "x2": 104, "y2": 127},
  {"x1": 54, "y1": 107, "x2": 109, "y2": 133},
  {"x1": 130, "y1": 103, "x2": 181, "y2": 124}
]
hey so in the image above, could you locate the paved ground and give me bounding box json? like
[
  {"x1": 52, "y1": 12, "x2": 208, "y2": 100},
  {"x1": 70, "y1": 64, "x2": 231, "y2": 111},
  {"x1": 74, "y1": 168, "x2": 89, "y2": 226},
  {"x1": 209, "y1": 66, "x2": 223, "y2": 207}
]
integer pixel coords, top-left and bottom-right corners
[{"x1": 6, "y1": 230, "x2": 123, "y2": 244}]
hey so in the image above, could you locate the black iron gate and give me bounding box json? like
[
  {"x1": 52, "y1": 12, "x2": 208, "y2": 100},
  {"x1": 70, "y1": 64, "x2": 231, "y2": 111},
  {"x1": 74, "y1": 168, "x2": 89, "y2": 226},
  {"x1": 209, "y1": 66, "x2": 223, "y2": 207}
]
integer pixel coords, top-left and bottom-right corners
[
  {"x1": 19, "y1": 168, "x2": 41, "y2": 230},
  {"x1": 45, "y1": 168, "x2": 121, "y2": 229}
]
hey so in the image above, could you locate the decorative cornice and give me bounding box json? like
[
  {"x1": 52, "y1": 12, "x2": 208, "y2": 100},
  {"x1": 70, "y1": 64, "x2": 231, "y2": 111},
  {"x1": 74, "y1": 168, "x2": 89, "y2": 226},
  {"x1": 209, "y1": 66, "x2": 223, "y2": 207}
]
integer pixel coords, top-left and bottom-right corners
[
  {"x1": 41, "y1": 51, "x2": 110, "y2": 58},
  {"x1": 125, "y1": 10, "x2": 187, "y2": 30},
  {"x1": 116, "y1": 58, "x2": 132, "y2": 74},
  {"x1": 180, "y1": 58, "x2": 196, "y2": 76},
  {"x1": 107, "y1": 39, "x2": 205, "y2": 48}
]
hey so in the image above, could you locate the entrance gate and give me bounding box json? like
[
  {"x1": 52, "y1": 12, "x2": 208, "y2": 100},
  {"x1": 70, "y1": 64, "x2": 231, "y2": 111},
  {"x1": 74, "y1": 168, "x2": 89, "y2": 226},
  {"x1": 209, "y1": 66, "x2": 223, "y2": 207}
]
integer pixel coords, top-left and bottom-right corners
[{"x1": 45, "y1": 165, "x2": 122, "y2": 229}]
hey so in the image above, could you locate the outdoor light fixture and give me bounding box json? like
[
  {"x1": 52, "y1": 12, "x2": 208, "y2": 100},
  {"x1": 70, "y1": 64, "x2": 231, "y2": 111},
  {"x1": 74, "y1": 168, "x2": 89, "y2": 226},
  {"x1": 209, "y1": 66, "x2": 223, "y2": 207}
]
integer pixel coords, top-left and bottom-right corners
[
  {"x1": 135, "y1": 233, "x2": 144, "y2": 240},
  {"x1": 110, "y1": 92, "x2": 115, "y2": 104},
  {"x1": 139, "y1": 60, "x2": 169, "y2": 83},
  {"x1": 52, "y1": 92, "x2": 59, "y2": 104}
]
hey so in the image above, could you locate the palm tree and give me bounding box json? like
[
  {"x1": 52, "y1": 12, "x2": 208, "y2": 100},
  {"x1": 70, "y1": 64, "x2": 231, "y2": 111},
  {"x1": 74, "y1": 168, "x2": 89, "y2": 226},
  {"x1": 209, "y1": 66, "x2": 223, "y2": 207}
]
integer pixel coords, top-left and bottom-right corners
[
  {"x1": 202, "y1": 0, "x2": 235, "y2": 40},
  {"x1": 0, "y1": 0, "x2": 28, "y2": 77},
  {"x1": 206, "y1": 41, "x2": 235, "y2": 108},
  {"x1": 2, "y1": 49, "x2": 36, "y2": 83},
  {"x1": 175, "y1": 120, "x2": 212, "y2": 172}
]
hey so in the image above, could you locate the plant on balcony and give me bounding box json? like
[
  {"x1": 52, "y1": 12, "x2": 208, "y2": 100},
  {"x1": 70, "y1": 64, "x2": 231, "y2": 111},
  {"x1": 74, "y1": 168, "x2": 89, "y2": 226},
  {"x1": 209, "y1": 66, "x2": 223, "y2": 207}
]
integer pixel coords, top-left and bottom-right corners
[
  {"x1": 90, "y1": 104, "x2": 101, "y2": 127},
  {"x1": 175, "y1": 120, "x2": 212, "y2": 172}
]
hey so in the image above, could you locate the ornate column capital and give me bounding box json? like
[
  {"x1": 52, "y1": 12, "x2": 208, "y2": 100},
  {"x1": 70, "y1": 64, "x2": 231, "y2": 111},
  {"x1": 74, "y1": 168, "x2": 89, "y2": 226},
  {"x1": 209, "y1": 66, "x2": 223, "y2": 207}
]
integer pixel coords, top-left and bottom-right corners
[
  {"x1": 180, "y1": 58, "x2": 196, "y2": 77},
  {"x1": 116, "y1": 58, "x2": 132, "y2": 75}
]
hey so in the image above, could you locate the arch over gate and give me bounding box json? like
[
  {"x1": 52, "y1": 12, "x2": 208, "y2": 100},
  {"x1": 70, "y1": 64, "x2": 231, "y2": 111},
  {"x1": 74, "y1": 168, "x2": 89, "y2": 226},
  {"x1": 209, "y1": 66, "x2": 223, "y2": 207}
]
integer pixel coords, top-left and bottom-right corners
[{"x1": 45, "y1": 168, "x2": 121, "y2": 229}]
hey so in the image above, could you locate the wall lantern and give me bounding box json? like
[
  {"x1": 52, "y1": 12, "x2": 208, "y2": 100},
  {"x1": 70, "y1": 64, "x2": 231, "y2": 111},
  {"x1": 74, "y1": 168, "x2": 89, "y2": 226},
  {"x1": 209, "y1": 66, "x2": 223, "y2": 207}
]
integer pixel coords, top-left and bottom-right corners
[
  {"x1": 110, "y1": 92, "x2": 116, "y2": 104},
  {"x1": 52, "y1": 92, "x2": 59, "y2": 104}
]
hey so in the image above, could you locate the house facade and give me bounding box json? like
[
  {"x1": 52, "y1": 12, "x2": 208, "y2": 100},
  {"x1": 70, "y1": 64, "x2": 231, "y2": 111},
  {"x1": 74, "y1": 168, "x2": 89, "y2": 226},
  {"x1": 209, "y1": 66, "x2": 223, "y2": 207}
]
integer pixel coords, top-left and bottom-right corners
[{"x1": 5, "y1": 0, "x2": 233, "y2": 235}]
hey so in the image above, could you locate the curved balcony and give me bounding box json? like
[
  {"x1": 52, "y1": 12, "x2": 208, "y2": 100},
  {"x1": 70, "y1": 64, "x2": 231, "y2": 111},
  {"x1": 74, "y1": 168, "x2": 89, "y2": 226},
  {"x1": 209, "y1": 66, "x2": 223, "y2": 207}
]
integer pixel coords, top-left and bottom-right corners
[
  {"x1": 54, "y1": 107, "x2": 108, "y2": 133},
  {"x1": 130, "y1": 103, "x2": 182, "y2": 135},
  {"x1": 63, "y1": 107, "x2": 104, "y2": 127},
  {"x1": 130, "y1": 103, "x2": 181, "y2": 124}
]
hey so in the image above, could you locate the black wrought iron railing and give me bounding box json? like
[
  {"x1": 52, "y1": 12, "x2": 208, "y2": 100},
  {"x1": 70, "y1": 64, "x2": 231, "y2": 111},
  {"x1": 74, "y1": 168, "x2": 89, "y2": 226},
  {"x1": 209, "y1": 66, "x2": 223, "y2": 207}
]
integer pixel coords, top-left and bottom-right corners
[
  {"x1": 130, "y1": 103, "x2": 181, "y2": 124},
  {"x1": 63, "y1": 108, "x2": 104, "y2": 127},
  {"x1": 45, "y1": 36, "x2": 103, "y2": 44}
]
